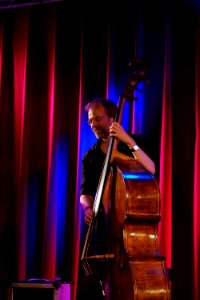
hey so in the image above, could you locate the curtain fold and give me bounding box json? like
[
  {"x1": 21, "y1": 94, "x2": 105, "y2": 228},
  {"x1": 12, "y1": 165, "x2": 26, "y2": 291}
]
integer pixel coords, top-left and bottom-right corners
[
  {"x1": 194, "y1": 16, "x2": 200, "y2": 300},
  {"x1": 159, "y1": 22, "x2": 172, "y2": 268}
]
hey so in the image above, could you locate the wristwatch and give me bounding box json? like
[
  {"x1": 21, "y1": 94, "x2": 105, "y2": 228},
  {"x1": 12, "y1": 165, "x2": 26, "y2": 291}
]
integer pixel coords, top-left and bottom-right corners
[{"x1": 130, "y1": 145, "x2": 139, "y2": 152}]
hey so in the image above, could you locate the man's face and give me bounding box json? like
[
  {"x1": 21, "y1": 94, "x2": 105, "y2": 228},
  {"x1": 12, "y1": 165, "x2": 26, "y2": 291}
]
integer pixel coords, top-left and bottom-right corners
[{"x1": 88, "y1": 105, "x2": 113, "y2": 139}]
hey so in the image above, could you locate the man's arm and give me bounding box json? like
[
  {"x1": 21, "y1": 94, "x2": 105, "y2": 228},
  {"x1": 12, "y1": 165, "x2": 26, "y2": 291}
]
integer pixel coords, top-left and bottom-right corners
[
  {"x1": 109, "y1": 122, "x2": 155, "y2": 174},
  {"x1": 80, "y1": 194, "x2": 94, "y2": 225}
]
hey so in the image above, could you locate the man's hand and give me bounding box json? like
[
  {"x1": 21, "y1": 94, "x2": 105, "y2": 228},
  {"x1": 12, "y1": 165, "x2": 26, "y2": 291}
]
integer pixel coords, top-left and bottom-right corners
[{"x1": 84, "y1": 206, "x2": 94, "y2": 225}]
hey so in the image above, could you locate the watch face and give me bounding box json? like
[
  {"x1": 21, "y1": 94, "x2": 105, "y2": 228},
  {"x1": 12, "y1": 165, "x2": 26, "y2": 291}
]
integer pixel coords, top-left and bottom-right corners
[
  {"x1": 130, "y1": 145, "x2": 139, "y2": 152},
  {"x1": 133, "y1": 145, "x2": 139, "y2": 151}
]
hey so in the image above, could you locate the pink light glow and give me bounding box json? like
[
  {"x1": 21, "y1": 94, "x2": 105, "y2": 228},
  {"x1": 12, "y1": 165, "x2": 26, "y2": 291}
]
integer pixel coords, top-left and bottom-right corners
[
  {"x1": 13, "y1": 23, "x2": 28, "y2": 181},
  {"x1": 0, "y1": 23, "x2": 3, "y2": 98},
  {"x1": 71, "y1": 31, "x2": 83, "y2": 300},
  {"x1": 159, "y1": 25, "x2": 172, "y2": 268},
  {"x1": 193, "y1": 120, "x2": 200, "y2": 300},
  {"x1": 194, "y1": 30, "x2": 200, "y2": 300},
  {"x1": 43, "y1": 18, "x2": 56, "y2": 279},
  {"x1": 13, "y1": 14, "x2": 28, "y2": 280}
]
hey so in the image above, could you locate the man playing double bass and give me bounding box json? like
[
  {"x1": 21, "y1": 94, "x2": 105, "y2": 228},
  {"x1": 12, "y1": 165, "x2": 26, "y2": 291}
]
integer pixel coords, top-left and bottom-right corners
[{"x1": 77, "y1": 98, "x2": 156, "y2": 300}]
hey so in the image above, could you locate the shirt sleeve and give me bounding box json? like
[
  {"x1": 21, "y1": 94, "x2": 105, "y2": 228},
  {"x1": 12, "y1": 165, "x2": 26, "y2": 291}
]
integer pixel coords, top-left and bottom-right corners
[
  {"x1": 80, "y1": 149, "x2": 105, "y2": 197},
  {"x1": 80, "y1": 155, "x2": 95, "y2": 196}
]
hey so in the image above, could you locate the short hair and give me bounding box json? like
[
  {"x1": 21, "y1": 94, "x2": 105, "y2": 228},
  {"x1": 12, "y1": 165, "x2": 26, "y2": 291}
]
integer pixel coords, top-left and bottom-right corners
[{"x1": 85, "y1": 98, "x2": 117, "y2": 118}]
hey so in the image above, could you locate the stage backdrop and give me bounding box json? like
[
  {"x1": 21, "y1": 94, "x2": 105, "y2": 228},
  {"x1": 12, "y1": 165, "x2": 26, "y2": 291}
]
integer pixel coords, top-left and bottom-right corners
[{"x1": 0, "y1": 1, "x2": 199, "y2": 300}]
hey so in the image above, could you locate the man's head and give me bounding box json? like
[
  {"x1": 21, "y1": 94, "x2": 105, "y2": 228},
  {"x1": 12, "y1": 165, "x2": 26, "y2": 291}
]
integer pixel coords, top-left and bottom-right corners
[{"x1": 85, "y1": 98, "x2": 117, "y2": 140}]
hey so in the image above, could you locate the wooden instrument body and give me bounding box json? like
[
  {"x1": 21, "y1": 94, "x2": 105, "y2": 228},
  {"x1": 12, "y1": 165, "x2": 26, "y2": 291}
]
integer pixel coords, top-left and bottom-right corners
[{"x1": 103, "y1": 157, "x2": 171, "y2": 299}]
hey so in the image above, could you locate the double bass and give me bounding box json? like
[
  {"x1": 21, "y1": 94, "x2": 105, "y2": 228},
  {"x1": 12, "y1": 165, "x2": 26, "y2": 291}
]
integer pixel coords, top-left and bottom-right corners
[{"x1": 81, "y1": 58, "x2": 171, "y2": 299}]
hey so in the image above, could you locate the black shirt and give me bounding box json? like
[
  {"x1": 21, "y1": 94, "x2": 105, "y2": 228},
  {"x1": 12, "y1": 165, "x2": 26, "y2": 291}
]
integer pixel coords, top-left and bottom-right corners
[{"x1": 80, "y1": 134, "x2": 146, "y2": 197}]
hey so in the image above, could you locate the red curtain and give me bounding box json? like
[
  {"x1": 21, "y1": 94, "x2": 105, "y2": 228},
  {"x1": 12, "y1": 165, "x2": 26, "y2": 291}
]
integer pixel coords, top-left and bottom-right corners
[
  {"x1": 0, "y1": 2, "x2": 199, "y2": 300},
  {"x1": 194, "y1": 17, "x2": 200, "y2": 300}
]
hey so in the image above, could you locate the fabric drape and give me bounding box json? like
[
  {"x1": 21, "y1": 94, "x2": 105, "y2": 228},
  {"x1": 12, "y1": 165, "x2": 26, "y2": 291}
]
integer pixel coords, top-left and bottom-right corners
[{"x1": 0, "y1": 2, "x2": 199, "y2": 300}]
